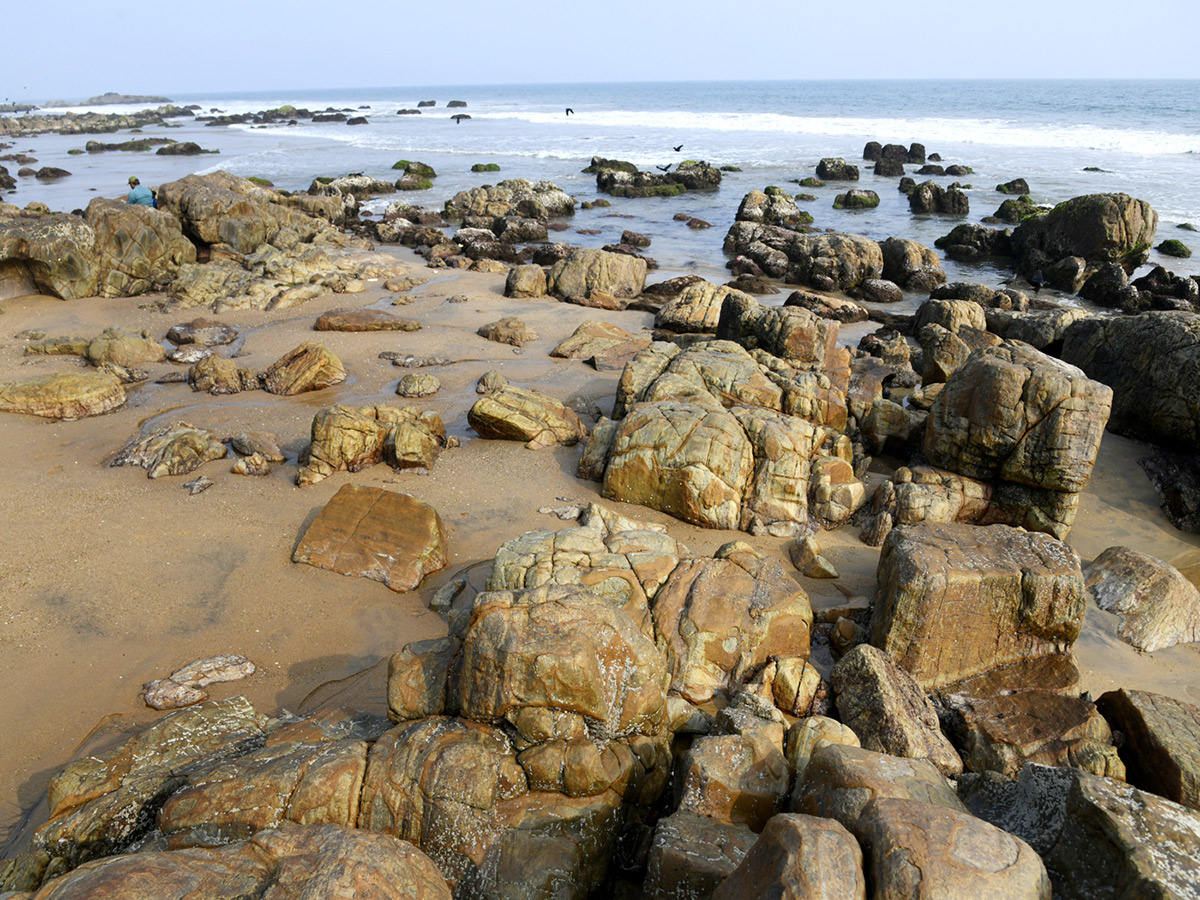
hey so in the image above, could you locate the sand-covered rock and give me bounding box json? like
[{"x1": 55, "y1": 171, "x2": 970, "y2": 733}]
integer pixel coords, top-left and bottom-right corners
[
  {"x1": 314, "y1": 308, "x2": 420, "y2": 332},
  {"x1": 871, "y1": 523, "x2": 1084, "y2": 690},
  {"x1": 467, "y1": 384, "x2": 585, "y2": 449},
  {"x1": 1084, "y1": 546, "x2": 1200, "y2": 652},
  {"x1": 0, "y1": 370, "x2": 125, "y2": 419},
  {"x1": 261, "y1": 342, "x2": 345, "y2": 395},
  {"x1": 292, "y1": 483, "x2": 447, "y2": 592}
]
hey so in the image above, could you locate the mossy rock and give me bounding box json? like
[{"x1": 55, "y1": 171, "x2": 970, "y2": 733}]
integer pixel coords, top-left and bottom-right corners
[
  {"x1": 719, "y1": 165, "x2": 742, "y2": 172},
  {"x1": 764, "y1": 185, "x2": 789, "y2": 197},
  {"x1": 833, "y1": 189, "x2": 880, "y2": 210},
  {"x1": 795, "y1": 193, "x2": 817, "y2": 202},
  {"x1": 247, "y1": 176, "x2": 275, "y2": 187},
  {"x1": 1157, "y1": 238, "x2": 1192, "y2": 258},
  {"x1": 67, "y1": 148, "x2": 84, "y2": 155},
  {"x1": 391, "y1": 160, "x2": 436, "y2": 178},
  {"x1": 471, "y1": 163, "x2": 501, "y2": 173},
  {"x1": 314, "y1": 176, "x2": 335, "y2": 184},
  {"x1": 608, "y1": 182, "x2": 686, "y2": 199},
  {"x1": 580, "y1": 199, "x2": 612, "y2": 210},
  {"x1": 396, "y1": 175, "x2": 433, "y2": 191},
  {"x1": 798, "y1": 176, "x2": 824, "y2": 188},
  {"x1": 679, "y1": 159, "x2": 701, "y2": 167}
]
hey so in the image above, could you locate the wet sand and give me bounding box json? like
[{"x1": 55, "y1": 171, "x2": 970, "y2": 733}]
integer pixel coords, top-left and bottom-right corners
[{"x1": 2, "y1": 244, "x2": 1199, "y2": 850}]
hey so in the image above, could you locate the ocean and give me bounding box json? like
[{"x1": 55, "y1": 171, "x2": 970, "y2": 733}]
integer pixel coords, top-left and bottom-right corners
[{"x1": 4, "y1": 79, "x2": 1199, "y2": 292}]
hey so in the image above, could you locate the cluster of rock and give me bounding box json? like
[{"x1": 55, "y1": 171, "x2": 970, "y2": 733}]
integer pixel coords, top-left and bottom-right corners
[
  {"x1": 587, "y1": 157, "x2": 722, "y2": 199},
  {"x1": 4, "y1": 498, "x2": 1198, "y2": 898},
  {"x1": 0, "y1": 104, "x2": 195, "y2": 137}
]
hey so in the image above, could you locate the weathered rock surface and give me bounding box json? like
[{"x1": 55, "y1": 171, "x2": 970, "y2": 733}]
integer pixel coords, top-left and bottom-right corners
[
  {"x1": 547, "y1": 247, "x2": 647, "y2": 301},
  {"x1": 85, "y1": 198, "x2": 197, "y2": 297},
  {"x1": 880, "y1": 236, "x2": 947, "y2": 290},
  {"x1": 857, "y1": 797, "x2": 1051, "y2": 900},
  {"x1": 1096, "y1": 689, "x2": 1200, "y2": 812},
  {"x1": 1084, "y1": 546, "x2": 1200, "y2": 652},
  {"x1": 0, "y1": 370, "x2": 124, "y2": 419},
  {"x1": 187, "y1": 356, "x2": 255, "y2": 394},
  {"x1": 84, "y1": 328, "x2": 166, "y2": 367},
  {"x1": 676, "y1": 733, "x2": 789, "y2": 831},
  {"x1": 110, "y1": 422, "x2": 227, "y2": 478},
  {"x1": 871, "y1": 523, "x2": 1085, "y2": 690},
  {"x1": 292, "y1": 483, "x2": 447, "y2": 592},
  {"x1": 656, "y1": 281, "x2": 751, "y2": 334},
  {"x1": 1060, "y1": 311, "x2": 1200, "y2": 450},
  {"x1": 710, "y1": 812, "x2": 866, "y2": 900},
  {"x1": 167, "y1": 317, "x2": 239, "y2": 346},
  {"x1": 467, "y1": 385, "x2": 585, "y2": 449},
  {"x1": 550, "y1": 320, "x2": 649, "y2": 366},
  {"x1": 831, "y1": 645, "x2": 962, "y2": 776},
  {"x1": 0, "y1": 210, "x2": 98, "y2": 300},
  {"x1": 1011, "y1": 192, "x2": 1158, "y2": 273},
  {"x1": 644, "y1": 811, "x2": 757, "y2": 900},
  {"x1": 261, "y1": 342, "x2": 345, "y2": 395},
  {"x1": 476, "y1": 316, "x2": 538, "y2": 347},
  {"x1": 314, "y1": 308, "x2": 420, "y2": 332},
  {"x1": 296, "y1": 404, "x2": 445, "y2": 485},
  {"x1": 142, "y1": 655, "x2": 257, "y2": 711}
]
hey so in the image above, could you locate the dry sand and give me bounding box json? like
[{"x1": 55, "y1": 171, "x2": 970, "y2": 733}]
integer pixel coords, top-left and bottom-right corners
[{"x1": 1, "y1": 245, "x2": 1198, "y2": 850}]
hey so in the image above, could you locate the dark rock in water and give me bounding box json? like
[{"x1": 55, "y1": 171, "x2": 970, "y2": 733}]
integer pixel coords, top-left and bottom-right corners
[
  {"x1": 994, "y1": 195, "x2": 1046, "y2": 224},
  {"x1": 909, "y1": 181, "x2": 969, "y2": 216},
  {"x1": 1133, "y1": 265, "x2": 1200, "y2": 308},
  {"x1": 312, "y1": 112, "x2": 346, "y2": 122},
  {"x1": 915, "y1": 164, "x2": 945, "y2": 176},
  {"x1": 1078, "y1": 262, "x2": 1138, "y2": 309},
  {"x1": 447, "y1": 100, "x2": 467, "y2": 108},
  {"x1": 873, "y1": 158, "x2": 905, "y2": 176},
  {"x1": 1138, "y1": 452, "x2": 1200, "y2": 532},
  {"x1": 944, "y1": 164, "x2": 973, "y2": 176},
  {"x1": 898, "y1": 176, "x2": 915, "y2": 196},
  {"x1": 907, "y1": 143, "x2": 926, "y2": 164},
  {"x1": 35, "y1": 166, "x2": 71, "y2": 178},
  {"x1": 417, "y1": 100, "x2": 436, "y2": 107},
  {"x1": 997, "y1": 178, "x2": 1030, "y2": 194},
  {"x1": 862, "y1": 141, "x2": 883, "y2": 161},
  {"x1": 1158, "y1": 238, "x2": 1192, "y2": 258},
  {"x1": 396, "y1": 108, "x2": 421, "y2": 115},
  {"x1": 156, "y1": 141, "x2": 217, "y2": 155},
  {"x1": 816, "y1": 158, "x2": 858, "y2": 181},
  {"x1": 581, "y1": 156, "x2": 638, "y2": 174},
  {"x1": 934, "y1": 223, "x2": 1012, "y2": 260},
  {"x1": 346, "y1": 116, "x2": 369, "y2": 126},
  {"x1": 879, "y1": 143, "x2": 908, "y2": 162},
  {"x1": 834, "y1": 189, "x2": 879, "y2": 209},
  {"x1": 1011, "y1": 192, "x2": 1158, "y2": 275},
  {"x1": 1043, "y1": 255, "x2": 1088, "y2": 293},
  {"x1": 622, "y1": 229, "x2": 651, "y2": 248}
]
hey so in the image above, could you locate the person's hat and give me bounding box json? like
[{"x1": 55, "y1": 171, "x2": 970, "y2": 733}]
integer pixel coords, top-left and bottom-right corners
[{"x1": 128, "y1": 176, "x2": 139, "y2": 185}]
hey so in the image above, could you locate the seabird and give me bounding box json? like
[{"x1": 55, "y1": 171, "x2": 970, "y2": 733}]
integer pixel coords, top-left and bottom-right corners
[
  {"x1": 565, "y1": 108, "x2": 574, "y2": 116},
  {"x1": 673, "y1": 144, "x2": 683, "y2": 152},
  {"x1": 656, "y1": 164, "x2": 672, "y2": 172},
  {"x1": 1029, "y1": 270, "x2": 1045, "y2": 294}
]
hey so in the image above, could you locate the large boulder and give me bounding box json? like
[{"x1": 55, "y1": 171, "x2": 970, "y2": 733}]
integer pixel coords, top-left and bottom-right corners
[
  {"x1": 675, "y1": 733, "x2": 789, "y2": 832},
  {"x1": 1084, "y1": 546, "x2": 1200, "y2": 652},
  {"x1": 1011, "y1": 192, "x2": 1158, "y2": 273},
  {"x1": 783, "y1": 232, "x2": 882, "y2": 292},
  {"x1": 444, "y1": 178, "x2": 575, "y2": 220},
  {"x1": 910, "y1": 181, "x2": 970, "y2": 216},
  {"x1": 261, "y1": 342, "x2": 346, "y2": 395},
  {"x1": 467, "y1": 385, "x2": 586, "y2": 449},
  {"x1": 733, "y1": 188, "x2": 814, "y2": 230},
  {"x1": 85, "y1": 197, "x2": 196, "y2": 297},
  {"x1": 879, "y1": 236, "x2": 947, "y2": 291},
  {"x1": 292, "y1": 483, "x2": 447, "y2": 592},
  {"x1": 716, "y1": 292, "x2": 840, "y2": 369},
  {"x1": 871, "y1": 523, "x2": 1085, "y2": 690},
  {"x1": 1060, "y1": 311, "x2": 1200, "y2": 450},
  {"x1": 0, "y1": 210, "x2": 98, "y2": 300},
  {"x1": 643, "y1": 811, "x2": 757, "y2": 900},
  {"x1": 656, "y1": 281, "x2": 753, "y2": 334},
  {"x1": 1096, "y1": 689, "x2": 1200, "y2": 812},
  {"x1": 546, "y1": 247, "x2": 647, "y2": 301}
]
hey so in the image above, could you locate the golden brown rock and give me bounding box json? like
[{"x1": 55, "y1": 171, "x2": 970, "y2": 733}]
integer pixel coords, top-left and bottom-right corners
[
  {"x1": 110, "y1": 421, "x2": 227, "y2": 478},
  {"x1": 1084, "y1": 546, "x2": 1200, "y2": 652},
  {"x1": 292, "y1": 484, "x2": 448, "y2": 592},
  {"x1": 644, "y1": 811, "x2": 757, "y2": 900},
  {"x1": 261, "y1": 342, "x2": 345, "y2": 395},
  {"x1": 0, "y1": 371, "x2": 124, "y2": 419},
  {"x1": 187, "y1": 355, "x2": 256, "y2": 394},
  {"x1": 1096, "y1": 689, "x2": 1200, "y2": 812},
  {"x1": 476, "y1": 316, "x2": 538, "y2": 346},
  {"x1": 314, "y1": 308, "x2": 420, "y2": 331},
  {"x1": 85, "y1": 197, "x2": 196, "y2": 297},
  {"x1": 84, "y1": 328, "x2": 166, "y2": 367},
  {"x1": 467, "y1": 384, "x2": 585, "y2": 449},
  {"x1": 656, "y1": 281, "x2": 753, "y2": 334}
]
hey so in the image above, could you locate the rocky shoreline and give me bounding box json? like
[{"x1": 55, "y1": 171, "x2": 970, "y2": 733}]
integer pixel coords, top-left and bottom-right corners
[{"x1": 0, "y1": 138, "x2": 1199, "y2": 899}]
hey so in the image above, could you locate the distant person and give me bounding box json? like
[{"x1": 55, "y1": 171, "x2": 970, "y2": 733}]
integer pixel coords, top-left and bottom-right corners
[{"x1": 127, "y1": 176, "x2": 155, "y2": 207}]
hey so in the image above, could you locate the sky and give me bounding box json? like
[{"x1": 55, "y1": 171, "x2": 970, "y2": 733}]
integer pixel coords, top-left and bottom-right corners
[{"x1": 4, "y1": 0, "x2": 1199, "y2": 101}]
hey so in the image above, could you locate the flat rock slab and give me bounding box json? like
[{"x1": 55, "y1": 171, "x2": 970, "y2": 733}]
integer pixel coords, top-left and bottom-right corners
[
  {"x1": 314, "y1": 308, "x2": 421, "y2": 332},
  {"x1": 0, "y1": 371, "x2": 125, "y2": 419},
  {"x1": 293, "y1": 484, "x2": 447, "y2": 592},
  {"x1": 167, "y1": 317, "x2": 239, "y2": 346}
]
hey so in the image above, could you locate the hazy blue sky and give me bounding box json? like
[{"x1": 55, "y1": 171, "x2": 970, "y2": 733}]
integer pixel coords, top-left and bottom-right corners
[{"x1": 5, "y1": 0, "x2": 1199, "y2": 101}]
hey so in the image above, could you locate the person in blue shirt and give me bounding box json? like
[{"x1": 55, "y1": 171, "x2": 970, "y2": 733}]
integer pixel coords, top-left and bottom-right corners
[{"x1": 127, "y1": 176, "x2": 155, "y2": 207}]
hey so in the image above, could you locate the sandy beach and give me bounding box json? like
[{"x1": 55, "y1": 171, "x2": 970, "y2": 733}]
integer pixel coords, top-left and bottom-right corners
[{"x1": 2, "y1": 224, "x2": 1200, "y2": 857}]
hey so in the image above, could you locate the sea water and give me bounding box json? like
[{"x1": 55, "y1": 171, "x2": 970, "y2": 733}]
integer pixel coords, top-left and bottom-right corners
[{"x1": 4, "y1": 79, "x2": 1198, "y2": 291}]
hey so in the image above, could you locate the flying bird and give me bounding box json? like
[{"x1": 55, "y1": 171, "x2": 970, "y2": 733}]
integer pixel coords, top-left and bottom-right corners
[
  {"x1": 673, "y1": 144, "x2": 683, "y2": 152},
  {"x1": 565, "y1": 108, "x2": 574, "y2": 116},
  {"x1": 656, "y1": 164, "x2": 672, "y2": 172}
]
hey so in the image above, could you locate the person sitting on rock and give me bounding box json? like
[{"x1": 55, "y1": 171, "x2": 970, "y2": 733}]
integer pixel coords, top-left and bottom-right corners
[{"x1": 126, "y1": 176, "x2": 155, "y2": 207}]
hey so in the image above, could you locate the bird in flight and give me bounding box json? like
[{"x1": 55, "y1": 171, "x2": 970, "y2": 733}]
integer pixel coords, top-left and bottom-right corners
[
  {"x1": 673, "y1": 144, "x2": 683, "y2": 152},
  {"x1": 565, "y1": 108, "x2": 574, "y2": 116},
  {"x1": 656, "y1": 164, "x2": 672, "y2": 172}
]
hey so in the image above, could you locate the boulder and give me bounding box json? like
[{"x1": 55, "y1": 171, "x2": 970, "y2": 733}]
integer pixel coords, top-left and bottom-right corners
[
  {"x1": 857, "y1": 798, "x2": 1051, "y2": 900},
  {"x1": 651, "y1": 550, "x2": 813, "y2": 704},
  {"x1": 1084, "y1": 546, "x2": 1200, "y2": 652},
  {"x1": 833, "y1": 189, "x2": 880, "y2": 210},
  {"x1": 1060, "y1": 311, "x2": 1200, "y2": 450},
  {"x1": 477, "y1": 316, "x2": 538, "y2": 346},
  {"x1": 910, "y1": 181, "x2": 970, "y2": 216},
  {"x1": 167, "y1": 317, "x2": 238, "y2": 346},
  {"x1": 793, "y1": 743, "x2": 966, "y2": 836},
  {"x1": 784, "y1": 290, "x2": 868, "y2": 323},
  {"x1": 467, "y1": 385, "x2": 585, "y2": 449},
  {"x1": 0, "y1": 210, "x2": 98, "y2": 300},
  {"x1": 815, "y1": 158, "x2": 859, "y2": 180},
  {"x1": 1137, "y1": 451, "x2": 1200, "y2": 533},
  {"x1": 643, "y1": 811, "x2": 757, "y2": 900},
  {"x1": 676, "y1": 733, "x2": 789, "y2": 831},
  {"x1": 710, "y1": 813, "x2": 866, "y2": 900},
  {"x1": 85, "y1": 197, "x2": 196, "y2": 297},
  {"x1": 934, "y1": 223, "x2": 1014, "y2": 261},
  {"x1": 296, "y1": 404, "x2": 445, "y2": 485},
  {"x1": 84, "y1": 328, "x2": 166, "y2": 367},
  {"x1": 782, "y1": 232, "x2": 882, "y2": 293},
  {"x1": 12, "y1": 825, "x2": 451, "y2": 900},
  {"x1": 716, "y1": 292, "x2": 840, "y2": 369},
  {"x1": 984, "y1": 307, "x2": 1090, "y2": 352},
  {"x1": 550, "y1": 320, "x2": 649, "y2": 363},
  {"x1": 656, "y1": 281, "x2": 753, "y2": 334},
  {"x1": 871, "y1": 523, "x2": 1085, "y2": 690},
  {"x1": 831, "y1": 645, "x2": 962, "y2": 776},
  {"x1": 292, "y1": 483, "x2": 447, "y2": 592},
  {"x1": 734, "y1": 188, "x2": 814, "y2": 230},
  {"x1": 546, "y1": 248, "x2": 646, "y2": 301},
  {"x1": 395, "y1": 373, "x2": 439, "y2": 398},
  {"x1": 1095, "y1": 689, "x2": 1200, "y2": 812},
  {"x1": 997, "y1": 178, "x2": 1031, "y2": 195},
  {"x1": 0, "y1": 370, "x2": 124, "y2": 419},
  {"x1": 880, "y1": 236, "x2": 947, "y2": 291},
  {"x1": 110, "y1": 422, "x2": 227, "y2": 478},
  {"x1": 1012, "y1": 192, "x2": 1158, "y2": 273},
  {"x1": 187, "y1": 356, "x2": 255, "y2": 394},
  {"x1": 504, "y1": 263, "x2": 548, "y2": 298},
  {"x1": 261, "y1": 342, "x2": 345, "y2": 395}
]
